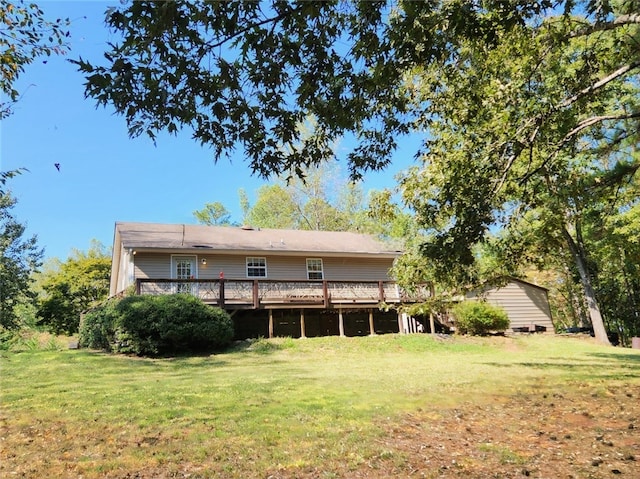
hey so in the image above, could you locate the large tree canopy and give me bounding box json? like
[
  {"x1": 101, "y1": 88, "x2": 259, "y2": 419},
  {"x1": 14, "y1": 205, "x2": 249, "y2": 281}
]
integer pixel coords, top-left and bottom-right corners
[
  {"x1": 75, "y1": 0, "x2": 639, "y2": 178},
  {"x1": 395, "y1": 3, "x2": 639, "y2": 344}
]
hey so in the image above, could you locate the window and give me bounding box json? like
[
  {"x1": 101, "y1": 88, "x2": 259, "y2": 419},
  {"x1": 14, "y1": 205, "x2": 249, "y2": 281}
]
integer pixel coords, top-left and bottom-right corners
[
  {"x1": 246, "y1": 257, "x2": 267, "y2": 277},
  {"x1": 175, "y1": 258, "x2": 194, "y2": 280},
  {"x1": 172, "y1": 255, "x2": 196, "y2": 293},
  {"x1": 306, "y1": 258, "x2": 324, "y2": 280}
]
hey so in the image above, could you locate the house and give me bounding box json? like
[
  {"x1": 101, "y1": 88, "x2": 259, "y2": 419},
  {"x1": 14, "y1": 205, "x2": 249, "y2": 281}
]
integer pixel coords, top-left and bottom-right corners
[
  {"x1": 109, "y1": 222, "x2": 426, "y2": 339},
  {"x1": 465, "y1": 277, "x2": 554, "y2": 333}
]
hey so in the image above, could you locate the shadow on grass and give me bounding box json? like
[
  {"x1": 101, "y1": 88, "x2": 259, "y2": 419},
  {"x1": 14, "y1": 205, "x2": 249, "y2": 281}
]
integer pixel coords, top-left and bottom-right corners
[
  {"x1": 587, "y1": 351, "x2": 640, "y2": 363},
  {"x1": 480, "y1": 357, "x2": 640, "y2": 381}
]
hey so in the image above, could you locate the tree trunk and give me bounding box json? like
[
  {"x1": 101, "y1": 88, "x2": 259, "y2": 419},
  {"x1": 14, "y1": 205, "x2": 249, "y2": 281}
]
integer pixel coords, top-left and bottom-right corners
[{"x1": 561, "y1": 224, "x2": 611, "y2": 345}]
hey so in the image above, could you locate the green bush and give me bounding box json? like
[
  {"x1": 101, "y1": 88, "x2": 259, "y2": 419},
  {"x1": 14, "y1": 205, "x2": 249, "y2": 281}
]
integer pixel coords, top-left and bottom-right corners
[
  {"x1": 452, "y1": 301, "x2": 510, "y2": 336},
  {"x1": 79, "y1": 299, "x2": 120, "y2": 351},
  {"x1": 79, "y1": 294, "x2": 234, "y2": 356}
]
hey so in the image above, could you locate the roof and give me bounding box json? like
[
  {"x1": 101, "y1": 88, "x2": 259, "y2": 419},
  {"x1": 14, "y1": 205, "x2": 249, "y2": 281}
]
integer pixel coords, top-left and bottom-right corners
[
  {"x1": 471, "y1": 276, "x2": 549, "y2": 293},
  {"x1": 114, "y1": 222, "x2": 401, "y2": 257}
]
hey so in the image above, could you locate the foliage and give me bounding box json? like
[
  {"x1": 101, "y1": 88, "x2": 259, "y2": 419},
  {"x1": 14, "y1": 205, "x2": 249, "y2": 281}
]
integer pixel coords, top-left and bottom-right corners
[
  {"x1": 74, "y1": 1, "x2": 637, "y2": 179},
  {"x1": 0, "y1": 327, "x2": 67, "y2": 352},
  {"x1": 203, "y1": 162, "x2": 382, "y2": 233},
  {"x1": 581, "y1": 175, "x2": 640, "y2": 343},
  {"x1": 244, "y1": 184, "x2": 298, "y2": 229},
  {"x1": 0, "y1": 1, "x2": 70, "y2": 118},
  {"x1": 452, "y1": 301, "x2": 510, "y2": 336},
  {"x1": 395, "y1": 6, "x2": 640, "y2": 344},
  {"x1": 36, "y1": 240, "x2": 111, "y2": 335},
  {"x1": 0, "y1": 186, "x2": 43, "y2": 331},
  {"x1": 79, "y1": 294, "x2": 234, "y2": 356},
  {"x1": 193, "y1": 201, "x2": 235, "y2": 226},
  {"x1": 77, "y1": 297, "x2": 118, "y2": 351}
]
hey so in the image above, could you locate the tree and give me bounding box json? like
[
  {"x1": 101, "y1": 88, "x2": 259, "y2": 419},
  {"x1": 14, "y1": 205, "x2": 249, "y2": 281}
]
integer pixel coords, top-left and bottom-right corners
[
  {"x1": 244, "y1": 184, "x2": 299, "y2": 229},
  {"x1": 1, "y1": 1, "x2": 70, "y2": 118},
  {"x1": 246, "y1": 165, "x2": 378, "y2": 232},
  {"x1": 397, "y1": 10, "x2": 639, "y2": 344},
  {"x1": 0, "y1": 185, "x2": 43, "y2": 330},
  {"x1": 193, "y1": 201, "x2": 234, "y2": 226},
  {"x1": 74, "y1": 1, "x2": 638, "y2": 180},
  {"x1": 36, "y1": 240, "x2": 111, "y2": 335},
  {"x1": 200, "y1": 163, "x2": 379, "y2": 232},
  {"x1": 76, "y1": 1, "x2": 639, "y2": 344}
]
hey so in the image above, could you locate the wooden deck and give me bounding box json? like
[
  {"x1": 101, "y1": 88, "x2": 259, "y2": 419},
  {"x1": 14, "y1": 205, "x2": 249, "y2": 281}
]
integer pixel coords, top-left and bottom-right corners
[{"x1": 135, "y1": 278, "x2": 428, "y2": 310}]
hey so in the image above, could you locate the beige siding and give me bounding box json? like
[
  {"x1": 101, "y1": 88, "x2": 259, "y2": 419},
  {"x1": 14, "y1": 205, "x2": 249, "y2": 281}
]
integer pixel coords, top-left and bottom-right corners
[
  {"x1": 133, "y1": 252, "x2": 394, "y2": 281},
  {"x1": 200, "y1": 255, "x2": 247, "y2": 279},
  {"x1": 323, "y1": 257, "x2": 393, "y2": 281},
  {"x1": 134, "y1": 253, "x2": 171, "y2": 279},
  {"x1": 468, "y1": 280, "x2": 554, "y2": 331},
  {"x1": 203, "y1": 254, "x2": 394, "y2": 280},
  {"x1": 116, "y1": 247, "x2": 130, "y2": 293}
]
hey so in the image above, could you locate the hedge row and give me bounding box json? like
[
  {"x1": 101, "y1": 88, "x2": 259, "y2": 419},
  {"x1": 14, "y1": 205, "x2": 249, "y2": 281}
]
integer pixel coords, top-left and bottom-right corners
[{"x1": 79, "y1": 294, "x2": 234, "y2": 356}]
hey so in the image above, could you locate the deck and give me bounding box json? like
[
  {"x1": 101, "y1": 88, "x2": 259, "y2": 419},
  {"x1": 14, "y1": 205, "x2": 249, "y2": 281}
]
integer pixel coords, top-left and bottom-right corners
[{"x1": 135, "y1": 278, "x2": 428, "y2": 310}]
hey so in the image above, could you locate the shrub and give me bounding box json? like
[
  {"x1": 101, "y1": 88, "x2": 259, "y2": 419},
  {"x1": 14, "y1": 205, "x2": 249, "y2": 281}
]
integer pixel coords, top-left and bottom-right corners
[
  {"x1": 79, "y1": 294, "x2": 234, "y2": 356},
  {"x1": 452, "y1": 300, "x2": 510, "y2": 336},
  {"x1": 79, "y1": 299, "x2": 119, "y2": 350}
]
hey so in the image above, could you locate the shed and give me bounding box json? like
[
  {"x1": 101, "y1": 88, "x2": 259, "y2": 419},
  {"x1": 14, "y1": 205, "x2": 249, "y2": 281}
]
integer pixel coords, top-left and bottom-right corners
[{"x1": 466, "y1": 277, "x2": 554, "y2": 333}]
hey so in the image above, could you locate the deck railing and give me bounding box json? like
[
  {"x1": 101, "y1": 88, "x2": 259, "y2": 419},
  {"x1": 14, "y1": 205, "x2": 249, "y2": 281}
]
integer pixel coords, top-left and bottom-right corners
[{"x1": 135, "y1": 278, "x2": 428, "y2": 309}]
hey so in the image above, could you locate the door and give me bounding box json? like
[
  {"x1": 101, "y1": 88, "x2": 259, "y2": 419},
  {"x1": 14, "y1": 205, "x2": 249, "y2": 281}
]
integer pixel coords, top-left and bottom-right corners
[{"x1": 172, "y1": 256, "x2": 196, "y2": 294}]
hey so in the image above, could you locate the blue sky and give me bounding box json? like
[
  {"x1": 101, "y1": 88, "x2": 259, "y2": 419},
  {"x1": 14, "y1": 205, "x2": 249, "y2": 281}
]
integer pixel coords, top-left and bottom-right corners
[{"x1": 1, "y1": 1, "x2": 417, "y2": 261}]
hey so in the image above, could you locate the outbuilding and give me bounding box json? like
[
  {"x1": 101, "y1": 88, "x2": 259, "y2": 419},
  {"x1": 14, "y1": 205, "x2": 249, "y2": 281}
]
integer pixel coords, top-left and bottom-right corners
[{"x1": 466, "y1": 277, "x2": 554, "y2": 333}]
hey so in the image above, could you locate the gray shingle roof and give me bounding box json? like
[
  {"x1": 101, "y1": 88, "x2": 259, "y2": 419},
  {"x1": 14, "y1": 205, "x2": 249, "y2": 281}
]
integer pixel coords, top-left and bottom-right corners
[{"x1": 115, "y1": 222, "x2": 401, "y2": 257}]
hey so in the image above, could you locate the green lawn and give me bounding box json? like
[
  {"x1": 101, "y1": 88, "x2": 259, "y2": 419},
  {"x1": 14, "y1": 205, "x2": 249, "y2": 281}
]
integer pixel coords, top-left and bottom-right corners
[{"x1": 1, "y1": 334, "x2": 639, "y2": 478}]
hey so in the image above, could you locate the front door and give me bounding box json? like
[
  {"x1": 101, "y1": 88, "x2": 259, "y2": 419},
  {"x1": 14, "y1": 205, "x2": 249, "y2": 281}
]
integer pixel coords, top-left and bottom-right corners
[{"x1": 172, "y1": 256, "x2": 196, "y2": 294}]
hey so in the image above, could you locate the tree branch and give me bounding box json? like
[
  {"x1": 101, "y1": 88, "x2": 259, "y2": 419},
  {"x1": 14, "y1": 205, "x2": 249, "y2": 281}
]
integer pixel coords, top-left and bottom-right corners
[
  {"x1": 559, "y1": 112, "x2": 640, "y2": 147},
  {"x1": 203, "y1": 8, "x2": 300, "y2": 51},
  {"x1": 559, "y1": 61, "x2": 640, "y2": 109},
  {"x1": 570, "y1": 14, "x2": 640, "y2": 37}
]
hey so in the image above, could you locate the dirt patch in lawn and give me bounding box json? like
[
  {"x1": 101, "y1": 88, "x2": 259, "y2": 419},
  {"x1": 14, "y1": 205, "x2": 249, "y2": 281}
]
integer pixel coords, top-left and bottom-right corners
[
  {"x1": 370, "y1": 383, "x2": 640, "y2": 478},
  {"x1": 258, "y1": 384, "x2": 640, "y2": 479}
]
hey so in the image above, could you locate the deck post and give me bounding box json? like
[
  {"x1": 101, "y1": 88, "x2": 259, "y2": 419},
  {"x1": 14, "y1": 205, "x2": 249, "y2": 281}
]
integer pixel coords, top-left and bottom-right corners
[
  {"x1": 300, "y1": 309, "x2": 306, "y2": 338},
  {"x1": 323, "y1": 281, "x2": 329, "y2": 308},
  {"x1": 135, "y1": 279, "x2": 141, "y2": 295},
  {"x1": 397, "y1": 311, "x2": 405, "y2": 334},
  {"x1": 253, "y1": 280, "x2": 259, "y2": 309},
  {"x1": 268, "y1": 309, "x2": 274, "y2": 338},
  {"x1": 368, "y1": 309, "x2": 375, "y2": 335},
  {"x1": 429, "y1": 283, "x2": 436, "y2": 335},
  {"x1": 219, "y1": 279, "x2": 225, "y2": 308},
  {"x1": 338, "y1": 308, "x2": 345, "y2": 337},
  {"x1": 378, "y1": 281, "x2": 385, "y2": 302}
]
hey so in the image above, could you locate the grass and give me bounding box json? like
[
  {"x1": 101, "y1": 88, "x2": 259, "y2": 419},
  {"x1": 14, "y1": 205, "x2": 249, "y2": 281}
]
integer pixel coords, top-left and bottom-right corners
[{"x1": 1, "y1": 334, "x2": 639, "y2": 478}]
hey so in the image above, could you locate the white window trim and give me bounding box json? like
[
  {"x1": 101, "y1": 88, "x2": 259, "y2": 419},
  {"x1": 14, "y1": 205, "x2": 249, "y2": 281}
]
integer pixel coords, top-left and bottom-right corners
[
  {"x1": 246, "y1": 256, "x2": 267, "y2": 278},
  {"x1": 306, "y1": 258, "x2": 324, "y2": 280}
]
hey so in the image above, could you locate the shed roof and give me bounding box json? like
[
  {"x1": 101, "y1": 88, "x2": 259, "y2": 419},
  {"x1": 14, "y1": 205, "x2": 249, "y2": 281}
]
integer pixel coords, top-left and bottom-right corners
[{"x1": 114, "y1": 222, "x2": 401, "y2": 257}]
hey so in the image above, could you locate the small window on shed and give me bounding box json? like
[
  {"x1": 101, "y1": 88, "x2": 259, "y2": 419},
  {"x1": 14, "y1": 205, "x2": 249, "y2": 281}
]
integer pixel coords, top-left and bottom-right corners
[
  {"x1": 246, "y1": 257, "x2": 267, "y2": 278},
  {"x1": 306, "y1": 258, "x2": 324, "y2": 280}
]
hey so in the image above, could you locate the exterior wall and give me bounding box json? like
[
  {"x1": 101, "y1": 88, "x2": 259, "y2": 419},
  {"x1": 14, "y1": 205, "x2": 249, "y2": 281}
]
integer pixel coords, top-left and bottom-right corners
[
  {"x1": 134, "y1": 252, "x2": 172, "y2": 280},
  {"x1": 110, "y1": 245, "x2": 136, "y2": 296},
  {"x1": 467, "y1": 280, "x2": 554, "y2": 331},
  {"x1": 132, "y1": 252, "x2": 394, "y2": 283}
]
